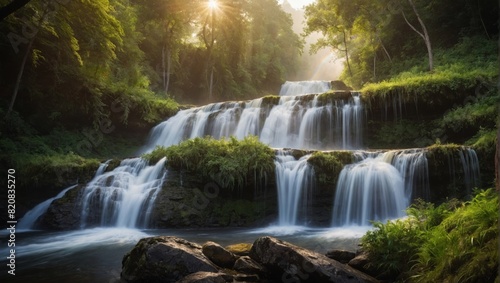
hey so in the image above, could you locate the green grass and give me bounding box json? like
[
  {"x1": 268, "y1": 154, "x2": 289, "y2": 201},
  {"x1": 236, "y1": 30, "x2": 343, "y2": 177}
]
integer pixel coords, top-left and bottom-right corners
[
  {"x1": 143, "y1": 136, "x2": 275, "y2": 191},
  {"x1": 360, "y1": 36, "x2": 498, "y2": 109},
  {"x1": 361, "y1": 189, "x2": 499, "y2": 282}
]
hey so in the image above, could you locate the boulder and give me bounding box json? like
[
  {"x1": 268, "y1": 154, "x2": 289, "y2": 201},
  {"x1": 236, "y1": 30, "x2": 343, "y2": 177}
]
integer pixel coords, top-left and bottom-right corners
[
  {"x1": 234, "y1": 273, "x2": 260, "y2": 282},
  {"x1": 225, "y1": 243, "x2": 252, "y2": 256},
  {"x1": 202, "y1": 241, "x2": 238, "y2": 268},
  {"x1": 233, "y1": 256, "x2": 264, "y2": 275},
  {"x1": 325, "y1": 249, "x2": 356, "y2": 264},
  {"x1": 348, "y1": 252, "x2": 397, "y2": 281},
  {"x1": 121, "y1": 236, "x2": 218, "y2": 283},
  {"x1": 250, "y1": 236, "x2": 379, "y2": 283},
  {"x1": 177, "y1": 272, "x2": 233, "y2": 283}
]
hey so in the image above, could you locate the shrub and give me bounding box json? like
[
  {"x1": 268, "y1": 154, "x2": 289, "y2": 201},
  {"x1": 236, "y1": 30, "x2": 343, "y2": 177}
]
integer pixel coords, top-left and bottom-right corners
[
  {"x1": 307, "y1": 151, "x2": 353, "y2": 187},
  {"x1": 144, "y1": 136, "x2": 275, "y2": 191},
  {"x1": 412, "y1": 189, "x2": 499, "y2": 283},
  {"x1": 361, "y1": 189, "x2": 499, "y2": 282}
]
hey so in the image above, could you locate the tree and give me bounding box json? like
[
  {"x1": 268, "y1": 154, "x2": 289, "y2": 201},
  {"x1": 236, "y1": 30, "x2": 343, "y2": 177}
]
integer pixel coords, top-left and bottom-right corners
[{"x1": 402, "y1": 0, "x2": 433, "y2": 71}]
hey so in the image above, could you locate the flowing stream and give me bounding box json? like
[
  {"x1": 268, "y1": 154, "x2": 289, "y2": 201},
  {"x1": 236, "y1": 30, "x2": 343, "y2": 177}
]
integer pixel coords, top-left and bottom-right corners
[{"x1": 10, "y1": 80, "x2": 482, "y2": 282}]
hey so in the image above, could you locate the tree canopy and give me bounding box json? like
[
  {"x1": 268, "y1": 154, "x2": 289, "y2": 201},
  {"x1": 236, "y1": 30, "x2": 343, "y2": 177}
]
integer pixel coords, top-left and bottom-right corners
[
  {"x1": 0, "y1": 0, "x2": 302, "y2": 130},
  {"x1": 304, "y1": 0, "x2": 498, "y2": 86}
]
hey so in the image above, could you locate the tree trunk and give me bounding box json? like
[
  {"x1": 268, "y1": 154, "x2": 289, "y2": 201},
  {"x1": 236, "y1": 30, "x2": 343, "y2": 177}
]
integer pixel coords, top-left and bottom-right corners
[
  {"x1": 162, "y1": 44, "x2": 172, "y2": 95},
  {"x1": 342, "y1": 29, "x2": 353, "y2": 78},
  {"x1": 166, "y1": 48, "x2": 171, "y2": 95},
  {"x1": 403, "y1": 0, "x2": 433, "y2": 71},
  {"x1": 162, "y1": 45, "x2": 166, "y2": 91},
  {"x1": 6, "y1": 34, "x2": 35, "y2": 118},
  {"x1": 209, "y1": 66, "x2": 214, "y2": 101}
]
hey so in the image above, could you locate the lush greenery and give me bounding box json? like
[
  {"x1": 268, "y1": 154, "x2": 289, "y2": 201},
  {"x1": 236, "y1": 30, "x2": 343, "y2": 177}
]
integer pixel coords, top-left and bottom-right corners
[
  {"x1": 361, "y1": 188, "x2": 498, "y2": 282},
  {"x1": 0, "y1": 0, "x2": 301, "y2": 193},
  {"x1": 0, "y1": 0, "x2": 301, "y2": 123},
  {"x1": 307, "y1": 151, "x2": 353, "y2": 187},
  {"x1": 143, "y1": 136, "x2": 275, "y2": 191},
  {"x1": 304, "y1": 0, "x2": 498, "y2": 87}
]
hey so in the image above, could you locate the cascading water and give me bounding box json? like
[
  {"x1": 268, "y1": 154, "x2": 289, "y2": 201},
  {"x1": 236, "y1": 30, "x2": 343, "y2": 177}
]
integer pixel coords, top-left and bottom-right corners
[
  {"x1": 274, "y1": 150, "x2": 315, "y2": 226},
  {"x1": 22, "y1": 80, "x2": 483, "y2": 232},
  {"x1": 332, "y1": 157, "x2": 407, "y2": 226},
  {"x1": 332, "y1": 149, "x2": 430, "y2": 226},
  {"x1": 80, "y1": 157, "x2": 167, "y2": 228},
  {"x1": 18, "y1": 161, "x2": 111, "y2": 230},
  {"x1": 18, "y1": 184, "x2": 78, "y2": 230},
  {"x1": 279, "y1": 80, "x2": 332, "y2": 96},
  {"x1": 458, "y1": 147, "x2": 481, "y2": 193},
  {"x1": 141, "y1": 92, "x2": 363, "y2": 152}
]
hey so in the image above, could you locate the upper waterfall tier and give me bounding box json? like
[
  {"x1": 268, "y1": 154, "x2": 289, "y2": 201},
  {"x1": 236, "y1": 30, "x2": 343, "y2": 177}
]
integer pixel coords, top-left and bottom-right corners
[
  {"x1": 141, "y1": 92, "x2": 363, "y2": 153},
  {"x1": 279, "y1": 81, "x2": 332, "y2": 96}
]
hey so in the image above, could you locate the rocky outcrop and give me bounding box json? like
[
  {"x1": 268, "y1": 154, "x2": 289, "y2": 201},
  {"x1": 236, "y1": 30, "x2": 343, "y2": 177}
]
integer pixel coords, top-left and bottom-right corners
[
  {"x1": 38, "y1": 185, "x2": 83, "y2": 230},
  {"x1": 233, "y1": 256, "x2": 265, "y2": 275},
  {"x1": 177, "y1": 272, "x2": 233, "y2": 283},
  {"x1": 121, "y1": 236, "x2": 218, "y2": 283},
  {"x1": 202, "y1": 241, "x2": 238, "y2": 268},
  {"x1": 121, "y1": 236, "x2": 378, "y2": 283},
  {"x1": 325, "y1": 249, "x2": 356, "y2": 264},
  {"x1": 250, "y1": 236, "x2": 379, "y2": 283},
  {"x1": 225, "y1": 243, "x2": 252, "y2": 256}
]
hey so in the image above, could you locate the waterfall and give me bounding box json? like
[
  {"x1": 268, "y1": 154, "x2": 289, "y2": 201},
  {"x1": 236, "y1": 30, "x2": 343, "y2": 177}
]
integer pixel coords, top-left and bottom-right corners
[
  {"x1": 332, "y1": 158, "x2": 407, "y2": 226},
  {"x1": 80, "y1": 157, "x2": 167, "y2": 228},
  {"x1": 18, "y1": 161, "x2": 112, "y2": 230},
  {"x1": 142, "y1": 92, "x2": 363, "y2": 152},
  {"x1": 458, "y1": 147, "x2": 481, "y2": 193},
  {"x1": 275, "y1": 151, "x2": 315, "y2": 226},
  {"x1": 18, "y1": 185, "x2": 78, "y2": 230},
  {"x1": 382, "y1": 149, "x2": 430, "y2": 201},
  {"x1": 332, "y1": 149, "x2": 429, "y2": 226},
  {"x1": 279, "y1": 81, "x2": 331, "y2": 96}
]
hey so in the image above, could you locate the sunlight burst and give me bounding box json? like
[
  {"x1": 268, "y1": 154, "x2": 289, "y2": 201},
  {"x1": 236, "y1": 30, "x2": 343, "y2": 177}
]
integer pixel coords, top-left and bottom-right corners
[{"x1": 208, "y1": 0, "x2": 218, "y2": 9}]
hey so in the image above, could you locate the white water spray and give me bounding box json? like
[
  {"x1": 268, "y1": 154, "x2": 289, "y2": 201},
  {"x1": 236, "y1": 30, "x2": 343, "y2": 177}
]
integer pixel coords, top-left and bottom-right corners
[{"x1": 80, "y1": 157, "x2": 167, "y2": 228}]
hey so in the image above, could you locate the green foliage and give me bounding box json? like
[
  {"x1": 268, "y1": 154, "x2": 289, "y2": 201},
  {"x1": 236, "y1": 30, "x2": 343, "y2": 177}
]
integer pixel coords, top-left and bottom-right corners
[
  {"x1": 361, "y1": 67, "x2": 496, "y2": 106},
  {"x1": 316, "y1": 91, "x2": 353, "y2": 104},
  {"x1": 361, "y1": 189, "x2": 499, "y2": 282},
  {"x1": 440, "y1": 95, "x2": 499, "y2": 134},
  {"x1": 367, "y1": 120, "x2": 434, "y2": 148},
  {"x1": 307, "y1": 151, "x2": 353, "y2": 186},
  {"x1": 412, "y1": 189, "x2": 499, "y2": 283},
  {"x1": 144, "y1": 136, "x2": 275, "y2": 190},
  {"x1": 362, "y1": 218, "x2": 424, "y2": 279},
  {"x1": 304, "y1": 0, "x2": 498, "y2": 87}
]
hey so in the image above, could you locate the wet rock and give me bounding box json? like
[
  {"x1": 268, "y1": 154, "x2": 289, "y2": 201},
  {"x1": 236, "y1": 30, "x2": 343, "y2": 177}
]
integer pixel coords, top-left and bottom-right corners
[
  {"x1": 325, "y1": 249, "x2": 356, "y2": 264},
  {"x1": 177, "y1": 271, "x2": 233, "y2": 283},
  {"x1": 348, "y1": 252, "x2": 371, "y2": 274},
  {"x1": 225, "y1": 243, "x2": 252, "y2": 256},
  {"x1": 202, "y1": 241, "x2": 238, "y2": 268},
  {"x1": 233, "y1": 256, "x2": 264, "y2": 275},
  {"x1": 348, "y1": 252, "x2": 397, "y2": 281},
  {"x1": 250, "y1": 236, "x2": 379, "y2": 283},
  {"x1": 234, "y1": 273, "x2": 260, "y2": 282},
  {"x1": 121, "y1": 236, "x2": 218, "y2": 283},
  {"x1": 38, "y1": 185, "x2": 83, "y2": 230}
]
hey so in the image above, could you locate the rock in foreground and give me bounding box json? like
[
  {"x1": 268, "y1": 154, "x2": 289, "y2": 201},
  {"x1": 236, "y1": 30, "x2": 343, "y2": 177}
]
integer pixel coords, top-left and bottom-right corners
[
  {"x1": 121, "y1": 236, "x2": 218, "y2": 283},
  {"x1": 121, "y1": 235, "x2": 378, "y2": 283},
  {"x1": 250, "y1": 236, "x2": 378, "y2": 283}
]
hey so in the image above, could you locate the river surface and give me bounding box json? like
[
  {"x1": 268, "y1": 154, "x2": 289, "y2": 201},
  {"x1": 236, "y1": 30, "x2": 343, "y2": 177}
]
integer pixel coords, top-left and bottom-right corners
[{"x1": 0, "y1": 226, "x2": 370, "y2": 283}]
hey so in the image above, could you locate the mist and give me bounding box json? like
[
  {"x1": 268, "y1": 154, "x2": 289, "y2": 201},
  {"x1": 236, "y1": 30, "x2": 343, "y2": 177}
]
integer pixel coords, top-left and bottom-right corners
[{"x1": 281, "y1": 1, "x2": 344, "y2": 81}]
